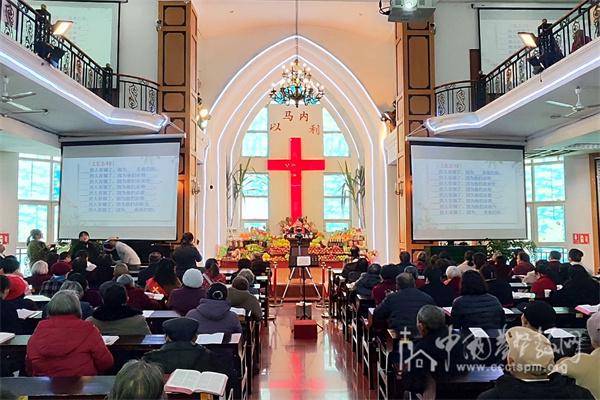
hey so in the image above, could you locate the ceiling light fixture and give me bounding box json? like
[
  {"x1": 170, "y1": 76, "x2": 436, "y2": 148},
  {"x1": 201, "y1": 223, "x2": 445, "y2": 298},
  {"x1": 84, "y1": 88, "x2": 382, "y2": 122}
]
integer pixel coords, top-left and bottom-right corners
[{"x1": 269, "y1": 0, "x2": 324, "y2": 107}]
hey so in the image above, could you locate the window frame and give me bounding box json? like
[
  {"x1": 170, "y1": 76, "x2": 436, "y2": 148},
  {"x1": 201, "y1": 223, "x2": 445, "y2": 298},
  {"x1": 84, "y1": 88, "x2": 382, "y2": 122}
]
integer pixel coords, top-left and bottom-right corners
[
  {"x1": 323, "y1": 172, "x2": 352, "y2": 232},
  {"x1": 16, "y1": 154, "x2": 61, "y2": 268},
  {"x1": 525, "y1": 156, "x2": 566, "y2": 253},
  {"x1": 240, "y1": 172, "x2": 269, "y2": 231}
]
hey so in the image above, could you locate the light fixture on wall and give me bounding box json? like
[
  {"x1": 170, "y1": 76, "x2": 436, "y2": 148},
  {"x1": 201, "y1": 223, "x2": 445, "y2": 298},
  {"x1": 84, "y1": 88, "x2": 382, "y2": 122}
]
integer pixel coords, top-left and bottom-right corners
[
  {"x1": 518, "y1": 32, "x2": 538, "y2": 48},
  {"x1": 195, "y1": 97, "x2": 211, "y2": 130},
  {"x1": 52, "y1": 20, "x2": 73, "y2": 37},
  {"x1": 269, "y1": 0, "x2": 324, "y2": 107}
]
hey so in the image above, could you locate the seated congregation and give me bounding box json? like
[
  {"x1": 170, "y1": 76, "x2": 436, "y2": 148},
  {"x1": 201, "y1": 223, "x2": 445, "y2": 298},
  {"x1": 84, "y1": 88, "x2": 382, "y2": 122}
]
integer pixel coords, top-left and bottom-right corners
[
  {"x1": 0, "y1": 230, "x2": 265, "y2": 399},
  {"x1": 1, "y1": 231, "x2": 599, "y2": 399},
  {"x1": 335, "y1": 247, "x2": 600, "y2": 399}
]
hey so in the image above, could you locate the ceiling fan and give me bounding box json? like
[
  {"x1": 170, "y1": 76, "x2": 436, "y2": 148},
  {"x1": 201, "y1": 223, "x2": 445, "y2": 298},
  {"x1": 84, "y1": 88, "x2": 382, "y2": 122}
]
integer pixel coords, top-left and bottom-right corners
[
  {"x1": 547, "y1": 86, "x2": 600, "y2": 119},
  {"x1": 0, "y1": 75, "x2": 47, "y2": 116}
]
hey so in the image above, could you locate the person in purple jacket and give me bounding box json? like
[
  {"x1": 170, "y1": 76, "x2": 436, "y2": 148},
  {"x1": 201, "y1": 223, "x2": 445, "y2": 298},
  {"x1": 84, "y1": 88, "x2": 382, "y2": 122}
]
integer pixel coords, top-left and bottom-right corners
[
  {"x1": 167, "y1": 269, "x2": 207, "y2": 315},
  {"x1": 185, "y1": 283, "x2": 242, "y2": 334}
]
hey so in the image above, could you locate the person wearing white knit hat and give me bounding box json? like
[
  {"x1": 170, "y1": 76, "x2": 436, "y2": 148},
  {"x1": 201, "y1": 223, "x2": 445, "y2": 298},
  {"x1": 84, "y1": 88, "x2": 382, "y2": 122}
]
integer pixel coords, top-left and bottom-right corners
[{"x1": 167, "y1": 269, "x2": 206, "y2": 315}]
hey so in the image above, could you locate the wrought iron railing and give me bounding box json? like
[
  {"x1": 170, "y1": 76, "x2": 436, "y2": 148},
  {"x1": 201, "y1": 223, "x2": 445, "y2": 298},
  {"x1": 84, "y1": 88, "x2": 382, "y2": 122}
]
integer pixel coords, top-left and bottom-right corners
[
  {"x1": 435, "y1": 0, "x2": 600, "y2": 116},
  {"x1": 0, "y1": 0, "x2": 159, "y2": 114}
]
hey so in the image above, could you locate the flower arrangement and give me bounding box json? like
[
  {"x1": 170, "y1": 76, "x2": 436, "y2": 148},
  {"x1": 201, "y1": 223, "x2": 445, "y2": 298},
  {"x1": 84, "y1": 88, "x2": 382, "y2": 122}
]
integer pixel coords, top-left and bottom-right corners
[{"x1": 278, "y1": 216, "x2": 318, "y2": 235}]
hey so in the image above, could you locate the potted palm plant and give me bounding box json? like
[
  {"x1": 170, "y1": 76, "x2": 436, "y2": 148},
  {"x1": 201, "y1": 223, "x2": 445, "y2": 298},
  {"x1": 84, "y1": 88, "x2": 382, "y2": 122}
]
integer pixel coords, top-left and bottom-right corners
[{"x1": 339, "y1": 161, "x2": 366, "y2": 229}]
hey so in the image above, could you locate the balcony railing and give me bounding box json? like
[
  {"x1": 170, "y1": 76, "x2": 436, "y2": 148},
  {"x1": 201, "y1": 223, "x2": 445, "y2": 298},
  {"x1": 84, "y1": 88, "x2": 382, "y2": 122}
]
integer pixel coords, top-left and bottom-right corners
[
  {"x1": 0, "y1": 0, "x2": 159, "y2": 114},
  {"x1": 435, "y1": 0, "x2": 599, "y2": 116}
]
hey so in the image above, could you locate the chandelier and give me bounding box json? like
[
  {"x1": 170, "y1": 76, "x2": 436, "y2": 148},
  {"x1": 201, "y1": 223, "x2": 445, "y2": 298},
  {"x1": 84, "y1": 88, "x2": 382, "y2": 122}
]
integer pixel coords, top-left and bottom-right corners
[
  {"x1": 269, "y1": 0, "x2": 325, "y2": 107},
  {"x1": 270, "y1": 60, "x2": 324, "y2": 107}
]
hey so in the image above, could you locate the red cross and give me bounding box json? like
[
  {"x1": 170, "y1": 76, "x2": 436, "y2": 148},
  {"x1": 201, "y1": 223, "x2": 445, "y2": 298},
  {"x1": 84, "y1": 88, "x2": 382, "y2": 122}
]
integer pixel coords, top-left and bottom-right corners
[{"x1": 267, "y1": 137, "x2": 325, "y2": 221}]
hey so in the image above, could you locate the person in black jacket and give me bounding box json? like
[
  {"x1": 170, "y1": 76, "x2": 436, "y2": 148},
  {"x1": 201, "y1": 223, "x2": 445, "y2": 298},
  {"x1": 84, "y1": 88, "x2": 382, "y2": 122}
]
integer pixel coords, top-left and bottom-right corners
[
  {"x1": 549, "y1": 264, "x2": 599, "y2": 307},
  {"x1": 69, "y1": 231, "x2": 100, "y2": 264},
  {"x1": 478, "y1": 326, "x2": 593, "y2": 399},
  {"x1": 373, "y1": 272, "x2": 435, "y2": 334},
  {"x1": 172, "y1": 232, "x2": 203, "y2": 279},
  {"x1": 351, "y1": 263, "x2": 381, "y2": 297},
  {"x1": 451, "y1": 270, "x2": 505, "y2": 330},
  {"x1": 136, "y1": 252, "x2": 163, "y2": 289},
  {"x1": 0, "y1": 275, "x2": 23, "y2": 334},
  {"x1": 89, "y1": 254, "x2": 115, "y2": 289},
  {"x1": 480, "y1": 264, "x2": 513, "y2": 307},
  {"x1": 401, "y1": 305, "x2": 464, "y2": 395},
  {"x1": 142, "y1": 317, "x2": 231, "y2": 377},
  {"x1": 420, "y1": 266, "x2": 455, "y2": 307}
]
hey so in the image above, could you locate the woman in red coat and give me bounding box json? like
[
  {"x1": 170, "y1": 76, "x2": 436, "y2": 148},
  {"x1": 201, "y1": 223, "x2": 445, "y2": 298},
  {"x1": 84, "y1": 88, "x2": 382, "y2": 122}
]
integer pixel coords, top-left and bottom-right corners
[
  {"x1": 531, "y1": 260, "x2": 558, "y2": 299},
  {"x1": 26, "y1": 290, "x2": 113, "y2": 377}
]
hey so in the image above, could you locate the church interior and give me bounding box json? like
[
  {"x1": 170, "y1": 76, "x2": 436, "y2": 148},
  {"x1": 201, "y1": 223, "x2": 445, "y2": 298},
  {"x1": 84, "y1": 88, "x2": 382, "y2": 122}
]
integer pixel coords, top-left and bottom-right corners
[{"x1": 0, "y1": 0, "x2": 599, "y2": 398}]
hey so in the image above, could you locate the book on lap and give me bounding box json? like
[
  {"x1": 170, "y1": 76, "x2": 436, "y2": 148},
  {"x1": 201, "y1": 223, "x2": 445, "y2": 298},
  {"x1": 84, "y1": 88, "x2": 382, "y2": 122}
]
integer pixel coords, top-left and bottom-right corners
[
  {"x1": 0, "y1": 332, "x2": 15, "y2": 344},
  {"x1": 164, "y1": 369, "x2": 228, "y2": 396}
]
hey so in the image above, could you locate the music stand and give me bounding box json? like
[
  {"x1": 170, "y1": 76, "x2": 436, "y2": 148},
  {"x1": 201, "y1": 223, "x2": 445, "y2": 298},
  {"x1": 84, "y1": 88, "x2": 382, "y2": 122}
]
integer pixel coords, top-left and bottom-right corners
[{"x1": 280, "y1": 233, "x2": 322, "y2": 313}]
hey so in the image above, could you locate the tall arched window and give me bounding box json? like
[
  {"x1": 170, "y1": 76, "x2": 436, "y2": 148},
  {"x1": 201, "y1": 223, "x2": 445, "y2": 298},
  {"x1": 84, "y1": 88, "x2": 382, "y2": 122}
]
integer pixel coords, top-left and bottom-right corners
[{"x1": 239, "y1": 107, "x2": 353, "y2": 232}]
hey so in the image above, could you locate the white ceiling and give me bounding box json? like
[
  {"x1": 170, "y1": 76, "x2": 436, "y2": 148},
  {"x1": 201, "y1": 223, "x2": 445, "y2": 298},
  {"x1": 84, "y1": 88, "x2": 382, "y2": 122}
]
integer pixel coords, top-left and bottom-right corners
[{"x1": 195, "y1": 0, "x2": 394, "y2": 39}]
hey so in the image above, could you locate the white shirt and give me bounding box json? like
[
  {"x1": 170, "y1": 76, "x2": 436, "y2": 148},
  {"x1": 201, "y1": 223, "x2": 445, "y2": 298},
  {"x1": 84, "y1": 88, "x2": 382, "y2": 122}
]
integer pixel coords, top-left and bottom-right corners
[{"x1": 115, "y1": 241, "x2": 141, "y2": 265}]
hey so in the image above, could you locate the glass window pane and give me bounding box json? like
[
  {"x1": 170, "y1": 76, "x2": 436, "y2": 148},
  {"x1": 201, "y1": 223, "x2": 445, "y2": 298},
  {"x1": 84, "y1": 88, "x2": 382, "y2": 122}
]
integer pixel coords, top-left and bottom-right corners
[
  {"x1": 19, "y1": 153, "x2": 51, "y2": 160},
  {"x1": 525, "y1": 165, "x2": 532, "y2": 202},
  {"x1": 53, "y1": 205, "x2": 59, "y2": 242},
  {"x1": 526, "y1": 206, "x2": 531, "y2": 241},
  {"x1": 241, "y1": 197, "x2": 269, "y2": 220},
  {"x1": 324, "y1": 198, "x2": 350, "y2": 219},
  {"x1": 534, "y1": 163, "x2": 565, "y2": 201},
  {"x1": 324, "y1": 133, "x2": 350, "y2": 157},
  {"x1": 18, "y1": 204, "x2": 48, "y2": 243},
  {"x1": 323, "y1": 108, "x2": 339, "y2": 132},
  {"x1": 324, "y1": 174, "x2": 346, "y2": 197},
  {"x1": 325, "y1": 222, "x2": 349, "y2": 232},
  {"x1": 533, "y1": 247, "x2": 566, "y2": 262},
  {"x1": 242, "y1": 132, "x2": 268, "y2": 157},
  {"x1": 18, "y1": 160, "x2": 51, "y2": 200},
  {"x1": 249, "y1": 108, "x2": 268, "y2": 131},
  {"x1": 243, "y1": 221, "x2": 267, "y2": 231},
  {"x1": 536, "y1": 205, "x2": 565, "y2": 242},
  {"x1": 242, "y1": 174, "x2": 269, "y2": 196},
  {"x1": 52, "y1": 162, "x2": 61, "y2": 202}
]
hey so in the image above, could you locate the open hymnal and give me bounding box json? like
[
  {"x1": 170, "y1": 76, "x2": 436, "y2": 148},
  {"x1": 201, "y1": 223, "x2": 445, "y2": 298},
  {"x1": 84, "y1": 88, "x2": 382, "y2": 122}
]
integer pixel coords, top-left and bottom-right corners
[
  {"x1": 469, "y1": 327, "x2": 489, "y2": 338},
  {"x1": 102, "y1": 336, "x2": 119, "y2": 346},
  {"x1": 145, "y1": 292, "x2": 164, "y2": 301},
  {"x1": 544, "y1": 328, "x2": 576, "y2": 339},
  {"x1": 230, "y1": 307, "x2": 246, "y2": 316},
  {"x1": 196, "y1": 333, "x2": 224, "y2": 345},
  {"x1": 512, "y1": 292, "x2": 535, "y2": 300},
  {"x1": 575, "y1": 304, "x2": 599, "y2": 316},
  {"x1": 24, "y1": 295, "x2": 51, "y2": 302},
  {"x1": 17, "y1": 309, "x2": 42, "y2": 319},
  {"x1": 142, "y1": 310, "x2": 154, "y2": 318},
  {"x1": 164, "y1": 369, "x2": 228, "y2": 396},
  {"x1": 0, "y1": 332, "x2": 15, "y2": 344}
]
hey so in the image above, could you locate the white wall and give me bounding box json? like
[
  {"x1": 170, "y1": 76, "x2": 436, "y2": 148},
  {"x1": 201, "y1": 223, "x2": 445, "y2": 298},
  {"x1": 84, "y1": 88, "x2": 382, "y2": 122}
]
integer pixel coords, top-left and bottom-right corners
[
  {"x1": 434, "y1": 3, "x2": 479, "y2": 85},
  {"x1": 118, "y1": 0, "x2": 158, "y2": 80},
  {"x1": 0, "y1": 152, "x2": 19, "y2": 255},
  {"x1": 564, "y1": 154, "x2": 596, "y2": 271},
  {"x1": 198, "y1": 25, "x2": 396, "y2": 111}
]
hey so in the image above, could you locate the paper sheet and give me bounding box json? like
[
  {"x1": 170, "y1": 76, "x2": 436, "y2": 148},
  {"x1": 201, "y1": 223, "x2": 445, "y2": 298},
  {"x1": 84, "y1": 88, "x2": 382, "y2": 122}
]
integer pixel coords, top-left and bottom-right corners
[{"x1": 195, "y1": 333, "x2": 225, "y2": 345}]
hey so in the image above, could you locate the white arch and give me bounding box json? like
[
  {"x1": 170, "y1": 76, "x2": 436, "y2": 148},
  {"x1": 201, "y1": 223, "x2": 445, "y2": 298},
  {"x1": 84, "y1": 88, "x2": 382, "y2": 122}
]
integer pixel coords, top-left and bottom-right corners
[{"x1": 201, "y1": 35, "x2": 393, "y2": 263}]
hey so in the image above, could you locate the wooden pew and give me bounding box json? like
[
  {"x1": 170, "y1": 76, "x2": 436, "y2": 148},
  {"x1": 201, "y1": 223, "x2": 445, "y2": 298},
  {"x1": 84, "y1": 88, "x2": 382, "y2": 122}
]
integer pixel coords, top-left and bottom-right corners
[
  {"x1": 351, "y1": 294, "x2": 375, "y2": 360},
  {"x1": 0, "y1": 376, "x2": 234, "y2": 400},
  {"x1": 1, "y1": 334, "x2": 247, "y2": 400}
]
